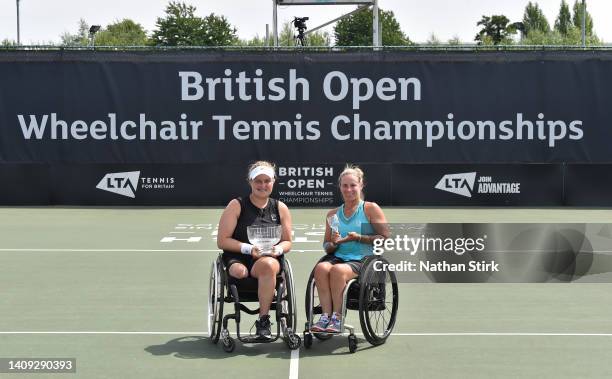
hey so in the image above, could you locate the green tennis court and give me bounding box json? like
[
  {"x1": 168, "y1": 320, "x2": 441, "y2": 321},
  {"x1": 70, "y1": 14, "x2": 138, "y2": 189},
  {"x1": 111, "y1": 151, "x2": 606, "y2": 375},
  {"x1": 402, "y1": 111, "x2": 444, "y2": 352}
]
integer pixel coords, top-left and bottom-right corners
[{"x1": 1, "y1": 207, "x2": 612, "y2": 378}]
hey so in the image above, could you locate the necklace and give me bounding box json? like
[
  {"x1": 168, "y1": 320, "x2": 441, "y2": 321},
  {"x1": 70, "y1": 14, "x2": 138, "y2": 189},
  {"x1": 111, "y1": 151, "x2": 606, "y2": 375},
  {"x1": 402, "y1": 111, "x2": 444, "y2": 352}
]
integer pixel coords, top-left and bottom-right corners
[{"x1": 342, "y1": 201, "x2": 360, "y2": 220}]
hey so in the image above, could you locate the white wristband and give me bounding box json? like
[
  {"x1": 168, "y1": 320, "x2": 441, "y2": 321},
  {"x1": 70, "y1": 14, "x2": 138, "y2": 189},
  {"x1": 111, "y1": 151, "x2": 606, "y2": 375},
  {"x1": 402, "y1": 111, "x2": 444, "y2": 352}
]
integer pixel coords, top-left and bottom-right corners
[
  {"x1": 274, "y1": 246, "x2": 284, "y2": 256},
  {"x1": 240, "y1": 243, "x2": 253, "y2": 255}
]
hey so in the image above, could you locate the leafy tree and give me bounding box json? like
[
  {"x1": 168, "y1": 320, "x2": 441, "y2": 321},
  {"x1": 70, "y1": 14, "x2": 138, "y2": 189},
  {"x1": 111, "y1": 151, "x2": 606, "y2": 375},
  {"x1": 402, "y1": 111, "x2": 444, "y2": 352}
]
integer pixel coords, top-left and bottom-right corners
[
  {"x1": 572, "y1": 0, "x2": 593, "y2": 36},
  {"x1": 522, "y1": 2, "x2": 550, "y2": 35},
  {"x1": 60, "y1": 19, "x2": 89, "y2": 46},
  {"x1": 150, "y1": 2, "x2": 237, "y2": 46},
  {"x1": 201, "y1": 13, "x2": 239, "y2": 46},
  {"x1": 95, "y1": 19, "x2": 147, "y2": 46},
  {"x1": 150, "y1": 2, "x2": 204, "y2": 46},
  {"x1": 475, "y1": 15, "x2": 517, "y2": 45},
  {"x1": 334, "y1": 8, "x2": 411, "y2": 46},
  {"x1": 554, "y1": 0, "x2": 572, "y2": 35},
  {"x1": 521, "y1": 26, "x2": 601, "y2": 45}
]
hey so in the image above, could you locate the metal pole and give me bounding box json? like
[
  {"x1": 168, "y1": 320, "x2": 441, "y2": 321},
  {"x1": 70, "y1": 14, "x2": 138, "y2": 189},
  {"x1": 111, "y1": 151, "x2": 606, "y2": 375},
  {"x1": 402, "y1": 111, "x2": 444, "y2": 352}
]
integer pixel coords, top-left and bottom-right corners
[
  {"x1": 273, "y1": 0, "x2": 278, "y2": 47},
  {"x1": 373, "y1": 0, "x2": 379, "y2": 49},
  {"x1": 581, "y1": 0, "x2": 586, "y2": 47},
  {"x1": 16, "y1": 0, "x2": 21, "y2": 45},
  {"x1": 266, "y1": 24, "x2": 269, "y2": 47}
]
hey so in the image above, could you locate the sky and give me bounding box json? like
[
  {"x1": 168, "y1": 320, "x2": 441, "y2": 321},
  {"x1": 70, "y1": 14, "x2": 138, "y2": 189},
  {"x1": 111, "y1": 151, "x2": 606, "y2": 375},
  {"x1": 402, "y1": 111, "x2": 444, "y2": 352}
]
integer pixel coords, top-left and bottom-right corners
[{"x1": 1, "y1": 0, "x2": 611, "y2": 44}]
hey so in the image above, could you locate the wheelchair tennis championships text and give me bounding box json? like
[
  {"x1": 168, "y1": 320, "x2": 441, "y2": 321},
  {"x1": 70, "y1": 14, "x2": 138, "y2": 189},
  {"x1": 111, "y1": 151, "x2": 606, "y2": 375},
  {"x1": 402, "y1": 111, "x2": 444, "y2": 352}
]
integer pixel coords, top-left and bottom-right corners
[{"x1": 18, "y1": 69, "x2": 584, "y2": 147}]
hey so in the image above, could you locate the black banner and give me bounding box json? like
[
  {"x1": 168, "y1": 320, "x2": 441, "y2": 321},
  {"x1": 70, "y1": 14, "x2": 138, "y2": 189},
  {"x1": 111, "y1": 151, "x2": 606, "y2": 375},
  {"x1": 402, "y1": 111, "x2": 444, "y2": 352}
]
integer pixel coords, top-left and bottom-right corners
[
  {"x1": 2, "y1": 51, "x2": 612, "y2": 164},
  {"x1": 391, "y1": 164, "x2": 563, "y2": 206},
  {"x1": 564, "y1": 164, "x2": 612, "y2": 206}
]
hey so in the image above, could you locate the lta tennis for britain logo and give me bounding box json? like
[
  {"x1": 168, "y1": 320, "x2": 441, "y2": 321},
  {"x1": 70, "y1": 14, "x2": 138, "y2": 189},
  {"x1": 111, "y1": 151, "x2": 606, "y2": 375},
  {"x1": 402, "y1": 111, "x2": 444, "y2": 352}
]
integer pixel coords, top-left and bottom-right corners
[
  {"x1": 435, "y1": 172, "x2": 521, "y2": 198},
  {"x1": 96, "y1": 171, "x2": 141, "y2": 198},
  {"x1": 96, "y1": 171, "x2": 176, "y2": 198}
]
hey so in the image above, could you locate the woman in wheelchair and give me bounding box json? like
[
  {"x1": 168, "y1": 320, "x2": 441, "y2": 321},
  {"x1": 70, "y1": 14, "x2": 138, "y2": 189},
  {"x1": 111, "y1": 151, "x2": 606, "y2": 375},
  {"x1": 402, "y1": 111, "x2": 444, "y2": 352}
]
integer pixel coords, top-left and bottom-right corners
[
  {"x1": 311, "y1": 165, "x2": 390, "y2": 333},
  {"x1": 216, "y1": 161, "x2": 292, "y2": 339}
]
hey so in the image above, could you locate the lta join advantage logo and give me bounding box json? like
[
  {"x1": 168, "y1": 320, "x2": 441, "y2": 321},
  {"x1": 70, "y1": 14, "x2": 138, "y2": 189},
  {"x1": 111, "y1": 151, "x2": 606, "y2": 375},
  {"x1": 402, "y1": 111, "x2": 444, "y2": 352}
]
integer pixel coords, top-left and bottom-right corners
[
  {"x1": 96, "y1": 171, "x2": 140, "y2": 198},
  {"x1": 435, "y1": 172, "x2": 521, "y2": 198},
  {"x1": 435, "y1": 172, "x2": 476, "y2": 198}
]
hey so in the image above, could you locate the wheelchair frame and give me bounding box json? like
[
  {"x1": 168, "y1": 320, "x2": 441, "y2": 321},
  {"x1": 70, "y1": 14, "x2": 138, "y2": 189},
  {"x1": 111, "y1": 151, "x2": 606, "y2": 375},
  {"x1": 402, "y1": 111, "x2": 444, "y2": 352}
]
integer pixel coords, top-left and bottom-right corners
[
  {"x1": 208, "y1": 253, "x2": 301, "y2": 352},
  {"x1": 303, "y1": 255, "x2": 399, "y2": 353}
]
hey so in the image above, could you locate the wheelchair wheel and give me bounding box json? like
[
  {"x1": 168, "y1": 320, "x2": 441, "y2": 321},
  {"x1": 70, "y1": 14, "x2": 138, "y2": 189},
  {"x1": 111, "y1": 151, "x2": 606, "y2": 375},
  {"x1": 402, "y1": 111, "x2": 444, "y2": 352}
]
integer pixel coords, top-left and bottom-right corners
[
  {"x1": 280, "y1": 259, "x2": 298, "y2": 330},
  {"x1": 358, "y1": 257, "x2": 399, "y2": 346},
  {"x1": 304, "y1": 269, "x2": 332, "y2": 341},
  {"x1": 207, "y1": 257, "x2": 224, "y2": 344}
]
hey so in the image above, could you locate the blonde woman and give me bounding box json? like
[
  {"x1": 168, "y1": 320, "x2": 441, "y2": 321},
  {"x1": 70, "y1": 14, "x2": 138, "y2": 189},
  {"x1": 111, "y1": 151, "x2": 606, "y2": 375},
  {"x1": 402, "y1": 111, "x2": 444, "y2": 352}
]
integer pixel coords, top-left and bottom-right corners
[{"x1": 311, "y1": 165, "x2": 389, "y2": 333}]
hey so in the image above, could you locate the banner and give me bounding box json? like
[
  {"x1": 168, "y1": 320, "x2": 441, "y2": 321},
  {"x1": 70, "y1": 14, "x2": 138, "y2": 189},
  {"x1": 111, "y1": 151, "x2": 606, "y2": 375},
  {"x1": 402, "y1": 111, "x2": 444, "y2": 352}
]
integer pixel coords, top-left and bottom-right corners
[{"x1": 2, "y1": 51, "x2": 612, "y2": 164}]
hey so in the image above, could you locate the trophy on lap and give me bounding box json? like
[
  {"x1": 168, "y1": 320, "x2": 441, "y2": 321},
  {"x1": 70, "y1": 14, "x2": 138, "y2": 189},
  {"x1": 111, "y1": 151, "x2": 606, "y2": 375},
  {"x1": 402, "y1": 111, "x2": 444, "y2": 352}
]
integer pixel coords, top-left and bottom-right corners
[{"x1": 247, "y1": 225, "x2": 282, "y2": 256}]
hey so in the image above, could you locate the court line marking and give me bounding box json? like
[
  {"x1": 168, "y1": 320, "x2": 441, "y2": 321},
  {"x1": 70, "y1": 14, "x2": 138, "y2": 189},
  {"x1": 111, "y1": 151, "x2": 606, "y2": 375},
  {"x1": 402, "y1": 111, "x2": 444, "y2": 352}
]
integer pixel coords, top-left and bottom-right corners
[
  {"x1": 1, "y1": 331, "x2": 611, "y2": 336},
  {"x1": 0, "y1": 249, "x2": 323, "y2": 252},
  {"x1": 289, "y1": 349, "x2": 299, "y2": 379}
]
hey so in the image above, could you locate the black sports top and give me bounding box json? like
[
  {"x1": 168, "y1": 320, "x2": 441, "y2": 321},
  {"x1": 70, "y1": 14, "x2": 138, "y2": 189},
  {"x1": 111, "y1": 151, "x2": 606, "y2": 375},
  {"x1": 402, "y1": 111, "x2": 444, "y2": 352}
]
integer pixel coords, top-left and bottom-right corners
[{"x1": 223, "y1": 196, "x2": 281, "y2": 255}]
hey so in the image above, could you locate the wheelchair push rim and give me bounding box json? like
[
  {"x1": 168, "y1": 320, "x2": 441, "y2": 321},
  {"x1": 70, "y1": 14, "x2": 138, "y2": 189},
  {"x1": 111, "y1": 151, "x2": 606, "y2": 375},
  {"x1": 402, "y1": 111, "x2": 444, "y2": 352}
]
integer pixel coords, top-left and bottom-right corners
[{"x1": 358, "y1": 258, "x2": 399, "y2": 346}]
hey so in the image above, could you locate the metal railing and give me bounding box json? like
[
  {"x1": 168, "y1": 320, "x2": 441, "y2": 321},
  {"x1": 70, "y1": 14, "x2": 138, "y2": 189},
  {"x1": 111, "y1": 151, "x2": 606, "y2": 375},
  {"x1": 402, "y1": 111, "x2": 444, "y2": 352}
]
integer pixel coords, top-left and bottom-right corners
[{"x1": 2, "y1": 44, "x2": 612, "y2": 52}]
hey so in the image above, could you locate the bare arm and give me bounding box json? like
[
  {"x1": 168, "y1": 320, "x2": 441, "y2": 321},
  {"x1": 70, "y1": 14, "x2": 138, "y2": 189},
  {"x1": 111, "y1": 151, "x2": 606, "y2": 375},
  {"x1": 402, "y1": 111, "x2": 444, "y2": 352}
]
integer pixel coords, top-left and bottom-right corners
[
  {"x1": 277, "y1": 201, "x2": 293, "y2": 254},
  {"x1": 216, "y1": 199, "x2": 243, "y2": 253}
]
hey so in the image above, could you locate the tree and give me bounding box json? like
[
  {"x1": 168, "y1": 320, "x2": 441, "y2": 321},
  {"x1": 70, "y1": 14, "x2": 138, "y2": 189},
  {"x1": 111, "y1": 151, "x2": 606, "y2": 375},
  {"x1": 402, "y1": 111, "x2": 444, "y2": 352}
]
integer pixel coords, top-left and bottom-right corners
[
  {"x1": 334, "y1": 8, "x2": 411, "y2": 46},
  {"x1": 150, "y1": 2, "x2": 204, "y2": 46},
  {"x1": 572, "y1": 0, "x2": 593, "y2": 36},
  {"x1": 150, "y1": 2, "x2": 237, "y2": 46},
  {"x1": 522, "y1": 2, "x2": 550, "y2": 35},
  {"x1": 95, "y1": 19, "x2": 147, "y2": 46},
  {"x1": 474, "y1": 15, "x2": 517, "y2": 45},
  {"x1": 554, "y1": 0, "x2": 572, "y2": 35},
  {"x1": 60, "y1": 19, "x2": 89, "y2": 46},
  {"x1": 201, "y1": 13, "x2": 238, "y2": 46}
]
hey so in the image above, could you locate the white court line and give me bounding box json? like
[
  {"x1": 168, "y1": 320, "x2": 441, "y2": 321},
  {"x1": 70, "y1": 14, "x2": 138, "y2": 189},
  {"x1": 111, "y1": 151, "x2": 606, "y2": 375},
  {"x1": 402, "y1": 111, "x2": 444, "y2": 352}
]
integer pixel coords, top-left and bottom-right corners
[
  {"x1": 0, "y1": 249, "x2": 322, "y2": 252},
  {"x1": 289, "y1": 349, "x2": 299, "y2": 379},
  {"x1": 1, "y1": 331, "x2": 611, "y2": 336}
]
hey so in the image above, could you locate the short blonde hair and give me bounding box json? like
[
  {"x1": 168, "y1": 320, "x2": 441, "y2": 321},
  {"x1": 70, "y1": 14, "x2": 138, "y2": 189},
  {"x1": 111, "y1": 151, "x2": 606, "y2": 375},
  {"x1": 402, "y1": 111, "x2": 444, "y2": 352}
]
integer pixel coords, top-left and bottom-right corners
[{"x1": 246, "y1": 161, "x2": 276, "y2": 181}]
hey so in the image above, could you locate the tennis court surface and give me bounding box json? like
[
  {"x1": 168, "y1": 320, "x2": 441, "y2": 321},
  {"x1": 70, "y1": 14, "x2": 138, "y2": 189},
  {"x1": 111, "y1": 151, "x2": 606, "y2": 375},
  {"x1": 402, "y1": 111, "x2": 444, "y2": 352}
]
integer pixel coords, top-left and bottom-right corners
[{"x1": 1, "y1": 207, "x2": 612, "y2": 378}]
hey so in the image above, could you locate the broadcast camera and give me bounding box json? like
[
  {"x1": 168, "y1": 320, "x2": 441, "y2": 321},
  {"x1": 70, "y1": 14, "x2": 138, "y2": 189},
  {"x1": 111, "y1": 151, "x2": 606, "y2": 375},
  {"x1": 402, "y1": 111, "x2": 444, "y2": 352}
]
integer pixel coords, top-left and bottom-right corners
[
  {"x1": 293, "y1": 17, "x2": 309, "y2": 31},
  {"x1": 293, "y1": 17, "x2": 309, "y2": 46}
]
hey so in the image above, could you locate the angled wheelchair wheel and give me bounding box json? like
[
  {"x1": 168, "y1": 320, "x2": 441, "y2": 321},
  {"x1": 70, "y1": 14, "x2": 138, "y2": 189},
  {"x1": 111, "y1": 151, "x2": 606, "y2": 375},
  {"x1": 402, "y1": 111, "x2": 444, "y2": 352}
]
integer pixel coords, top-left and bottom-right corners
[
  {"x1": 305, "y1": 268, "x2": 332, "y2": 341},
  {"x1": 280, "y1": 258, "x2": 298, "y2": 331},
  {"x1": 358, "y1": 257, "x2": 399, "y2": 346},
  {"x1": 207, "y1": 256, "x2": 225, "y2": 344}
]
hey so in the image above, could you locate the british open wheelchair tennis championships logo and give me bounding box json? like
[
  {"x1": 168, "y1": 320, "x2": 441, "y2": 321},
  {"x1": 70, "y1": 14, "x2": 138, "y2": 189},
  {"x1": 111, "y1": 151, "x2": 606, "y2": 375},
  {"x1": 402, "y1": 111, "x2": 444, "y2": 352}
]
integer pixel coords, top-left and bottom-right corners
[
  {"x1": 435, "y1": 172, "x2": 521, "y2": 198},
  {"x1": 96, "y1": 171, "x2": 175, "y2": 198},
  {"x1": 276, "y1": 165, "x2": 336, "y2": 205}
]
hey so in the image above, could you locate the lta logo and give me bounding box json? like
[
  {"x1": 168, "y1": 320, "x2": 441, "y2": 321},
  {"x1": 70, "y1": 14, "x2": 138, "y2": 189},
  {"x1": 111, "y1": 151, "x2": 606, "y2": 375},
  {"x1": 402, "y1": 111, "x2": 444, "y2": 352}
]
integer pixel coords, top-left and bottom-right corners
[
  {"x1": 96, "y1": 171, "x2": 141, "y2": 198},
  {"x1": 435, "y1": 172, "x2": 477, "y2": 198}
]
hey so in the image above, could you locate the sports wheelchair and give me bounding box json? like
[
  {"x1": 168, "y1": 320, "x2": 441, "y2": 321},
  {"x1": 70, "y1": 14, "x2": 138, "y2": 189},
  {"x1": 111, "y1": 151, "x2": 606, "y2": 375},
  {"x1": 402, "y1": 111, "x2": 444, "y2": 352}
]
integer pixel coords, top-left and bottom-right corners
[
  {"x1": 208, "y1": 253, "x2": 301, "y2": 352},
  {"x1": 303, "y1": 255, "x2": 399, "y2": 353}
]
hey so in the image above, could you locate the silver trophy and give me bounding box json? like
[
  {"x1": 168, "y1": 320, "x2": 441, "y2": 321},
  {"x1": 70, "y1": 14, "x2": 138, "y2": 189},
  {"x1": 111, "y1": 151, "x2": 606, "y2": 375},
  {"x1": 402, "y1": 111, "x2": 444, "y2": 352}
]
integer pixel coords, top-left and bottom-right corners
[
  {"x1": 247, "y1": 225, "x2": 282, "y2": 256},
  {"x1": 327, "y1": 214, "x2": 340, "y2": 235}
]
